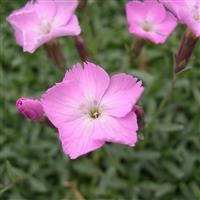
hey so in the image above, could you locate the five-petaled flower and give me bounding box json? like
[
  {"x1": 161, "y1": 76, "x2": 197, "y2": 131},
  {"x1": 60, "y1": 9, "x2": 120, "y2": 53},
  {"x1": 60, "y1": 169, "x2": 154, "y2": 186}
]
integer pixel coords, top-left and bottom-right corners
[
  {"x1": 126, "y1": 0, "x2": 177, "y2": 44},
  {"x1": 160, "y1": 0, "x2": 200, "y2": 37},
  {"x1": 7, "y1": 0, "x2": 81, "y2": 53},
  {"x1": 41, "y1": 62, "x2": 144, "y2": 159}
]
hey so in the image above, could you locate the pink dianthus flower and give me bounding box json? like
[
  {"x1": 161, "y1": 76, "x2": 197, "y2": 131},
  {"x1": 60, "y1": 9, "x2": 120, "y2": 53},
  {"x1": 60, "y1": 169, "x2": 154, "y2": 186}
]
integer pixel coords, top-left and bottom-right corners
[
  {"x1": 7, "y1": 0, "x2": 81, "y2": 53},
  {"x1": 41, "y1": 62, "x2": 144, "y2": 159},
  {"x1": 126, "y1": 0, "x2": 177, "y2": 44},
  {"x1": 160, "y1": 0, "x2": 200, "y2": 37}
]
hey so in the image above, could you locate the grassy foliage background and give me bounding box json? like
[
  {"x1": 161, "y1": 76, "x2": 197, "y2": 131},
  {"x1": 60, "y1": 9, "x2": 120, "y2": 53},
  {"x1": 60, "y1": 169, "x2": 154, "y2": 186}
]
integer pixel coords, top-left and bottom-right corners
[{"x1": 1, "y1": 0, "x2": 200, "y2": 199}]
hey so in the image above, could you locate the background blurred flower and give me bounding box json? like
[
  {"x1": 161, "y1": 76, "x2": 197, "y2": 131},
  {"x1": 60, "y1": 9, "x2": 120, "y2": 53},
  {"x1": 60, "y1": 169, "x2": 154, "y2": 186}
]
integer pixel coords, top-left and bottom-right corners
[
  {"x1": 16, "y1": 98, "x2": 45, "y2": 120},
  {"x1": 7, "y1": 0, "x2": 81, "y2": 53},
  {"x1": 160, "y1": 0, "x2": 200, "y2": 37},
  {"x1": 41, "y1": 62, "x2": 144, "y2": 159},
  {"x1": 126, "y1": 0, "x2": 177, "y2": 44}
]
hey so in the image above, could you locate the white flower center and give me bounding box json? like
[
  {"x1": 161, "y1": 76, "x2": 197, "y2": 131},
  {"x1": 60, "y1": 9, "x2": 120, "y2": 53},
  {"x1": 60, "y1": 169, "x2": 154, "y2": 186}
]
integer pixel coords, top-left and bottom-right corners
[
  {"x1": 192, "y1": 5, "x2": 200, "y2": 21},
  {"x1": 38, "y1": 19, "x2": 52, "y2": 35},
  {"x1": 80, "y1": 100, "x2": 102, "y2": 119},
  {"x1": 140, "y1": 21, "x2": 154, "y2": 32}
]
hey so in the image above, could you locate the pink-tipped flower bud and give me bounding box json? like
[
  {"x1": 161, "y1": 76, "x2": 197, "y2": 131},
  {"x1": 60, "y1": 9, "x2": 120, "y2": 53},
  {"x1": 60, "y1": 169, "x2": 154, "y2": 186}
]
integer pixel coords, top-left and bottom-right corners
[
  {"x1": 175, "y1": 28, "x2": 199, "y2": 73},
  {"x1": 16, "y1": 98, "x2": 45, "y2": 121},
  {"x1": 73, "y1": 35, "x2": 89, "y2": 61}
]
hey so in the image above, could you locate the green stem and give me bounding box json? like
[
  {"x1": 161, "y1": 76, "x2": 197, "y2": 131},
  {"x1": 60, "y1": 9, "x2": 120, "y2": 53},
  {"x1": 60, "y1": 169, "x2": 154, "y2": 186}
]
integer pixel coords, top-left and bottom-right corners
[
  {"x1": 155, "y1": 71, "x2": 177, "y2": 118},
  {"x1": 145, "y1": 59, "x2": 189, "y2": 135},
  {"x1": 145, "y1": 65, "x2": 191, "y2": 137},
  {"x1": 132, "y1": 38, "x2": 145, "y2": 57}
]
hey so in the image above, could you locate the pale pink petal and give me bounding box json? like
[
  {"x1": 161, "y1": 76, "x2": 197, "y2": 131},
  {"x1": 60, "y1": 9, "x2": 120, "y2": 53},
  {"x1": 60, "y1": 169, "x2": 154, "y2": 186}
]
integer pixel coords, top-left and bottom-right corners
[
  {"x1": 129, "y1": 23, "x2": 151, "y2": 38},
  {"x1": 26, "y1": 1, "x2": 35, "y2": 9},
  {"x1": 180, "y1": 9, "x2": 200, "y2": 37},
  {"x1": 185, "y1": 0, "x2": 198, "y2": 8},
  {"x1": 160, "y1": 1, "x2": 200, "y2": 36},
  {"x1": 129, "y1": 24, "x2": 161, "y2": 43},
  {"x1": 155, "y1": 12, "x2": 177, "y2": 38},
  {"x1": 35, "y1": 0, "x2": 56, "y2": 20},
  {"x1": 101, "y1": 73, "x2": 144, "y2": 117},
  {"x1": 126, "y1": 1, "x2": 146, "y2": 23},
  {"x1": 53, "y1": 0, "x2": 79, "y2": 26},
  {"x1": 95, "y1": 112, "x2": 138, "y2": 146},
  {"x1": 64, "y1": 62, "x2": 110, "y2": 102},
  {"x1": 144, "y1": 0, "x2": 160, "y2": 7},
  {"x1": 159, "y1": 0, "x2": 185, "y2": 19},
  {"x1": 52, "y1": 15, "x2": 81, "y2": 37},
  {"x1": 22, "y1": 30, "x2": 48, "y2": 53},
  {"x1": 20, "y1": 30, "x2": 37, "y2": 53},
  {"x1": 7, "y1": 8, "x2": 38, "y2": 31},
  {"x1": 41, "y1": 81, "x2": 86, "y2": 127},
  {"x1": 184, "y1": 20, "x2": 200, "y2": 37},
  {"x1": 11, "y1": 22, "x2": 59, "y2": 53},
  {"x1": 148, "y1": 32, "x2": 167, "y2": 44},
  {"x1": 189, "y1": 21, "x2": 200, "y2": 37},
  {"x1": 8, "y1": 1, "x2": 34, "y2": 16},
  {"x1": 146, "y1": 3, "x2": 166, "y2": 23},
  {"x1": 14, "y1": 27, "x2": 23, "y2": 46},
  {"x1": 129, "y1": 18, "x2": 177, "y2": 44},
  {"x1": 7, "y1": 6, "x2": 41, "y2": 53},
  {"x1": 58, "y1": 117, "x2": 105, "y2": 159}
]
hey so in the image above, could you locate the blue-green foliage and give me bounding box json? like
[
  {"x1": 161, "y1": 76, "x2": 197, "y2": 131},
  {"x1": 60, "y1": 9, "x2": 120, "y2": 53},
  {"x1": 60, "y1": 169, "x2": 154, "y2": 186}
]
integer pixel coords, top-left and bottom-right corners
[{"x1": 1, "y1": 0, "x2": 200, "y2": 199}]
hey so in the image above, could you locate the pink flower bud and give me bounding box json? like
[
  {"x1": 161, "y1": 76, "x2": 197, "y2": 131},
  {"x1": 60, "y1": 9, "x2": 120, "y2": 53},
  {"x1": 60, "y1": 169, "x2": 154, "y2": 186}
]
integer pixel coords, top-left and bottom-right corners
[
  {"x1": 73, "y1": 35, "x2": 89, "y2": 61},
  {"x1": 16, "y1": 98, "x2": 44, "y2": 121},
  {"x1": 175, "y1": 28, "x2": 199, "y2": 73}
]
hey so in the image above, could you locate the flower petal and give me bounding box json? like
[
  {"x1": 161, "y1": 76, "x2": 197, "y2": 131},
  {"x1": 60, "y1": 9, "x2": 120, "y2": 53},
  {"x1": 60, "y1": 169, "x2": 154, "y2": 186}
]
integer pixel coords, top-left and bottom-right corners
[
  {"x1": 35, "y1": 0, "x2": 56, "y2": 20},
  {"x1": 159, "y1": 0, "x2": 183, "y2": 18},
  {"x1": 53, "y1": 0, "x2": 79, "y2": 26},
  {"x1": 129, "y1": 24, "x2": 170, "y2": 44},
  {"x1": 14, "y1": 27, "x2": 23, "y2": 46},
  {"x1": 7, "y1": 6, "x2": 38, "y2": 31},
  {"x1": 95, "y1": 112, "x2": 138, "y2": 146},
  {"x1": 52, "y1": 15, "x2": 81, "y2": 37},
  {"x1": 22, "y1": 30, "x2": 52, "y2": 53},
  {"x1": 155, "y1": 12, "x2": 177, "y2": 38},
  {"x1": 41, "y1": 81, "x2": 86, "y2": 127},
  {"x1": 180, "y1": 7, "x2": 200, "y2": 37},
  {"x1": 126, "y1": 1, "x2": 146, "y2": 24},
  {"x1": 58, "y1": 117, "x2": 105, "y2": 159},
  {"x1": 146, "y1": 2, "x2": 166, "y2": 23},
  {"x1": 101, "y1": 73, "x2": 144, "y2": 117},
  {"x1": 64, "y1": 62, "x2": 110, "y2": 103}
]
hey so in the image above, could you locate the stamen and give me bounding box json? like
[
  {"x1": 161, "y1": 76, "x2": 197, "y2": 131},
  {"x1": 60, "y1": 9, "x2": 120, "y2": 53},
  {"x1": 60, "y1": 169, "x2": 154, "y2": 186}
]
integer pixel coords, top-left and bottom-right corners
[
  {"x1": 92, "y1": 111, "x2": 100, "y2": 118},
  {"x1": 90, "y1": 110, "x2": 100, "y2": 119},
  {"x1": 141, "y1": 21, "x2": 153, "y2": 32},
  {"x1": 80, "y1": 100, "x2": 102, "y2": 119}
]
